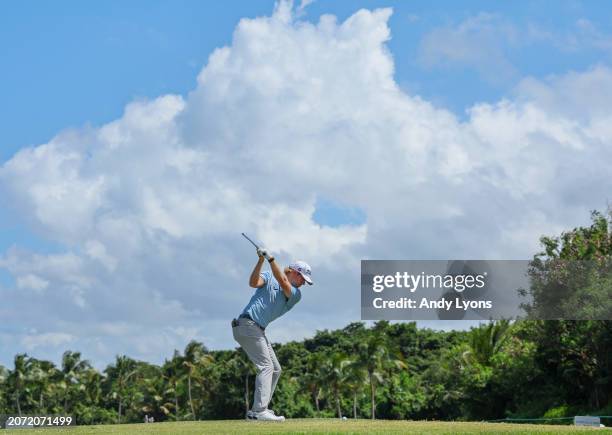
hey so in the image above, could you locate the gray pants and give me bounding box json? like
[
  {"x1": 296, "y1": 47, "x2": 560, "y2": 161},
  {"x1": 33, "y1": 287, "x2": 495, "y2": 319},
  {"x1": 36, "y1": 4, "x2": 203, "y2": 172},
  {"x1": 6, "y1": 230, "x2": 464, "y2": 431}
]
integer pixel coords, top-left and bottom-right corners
[{"x1": 232, "y1": 318, "x2": 281, "y2": 412}]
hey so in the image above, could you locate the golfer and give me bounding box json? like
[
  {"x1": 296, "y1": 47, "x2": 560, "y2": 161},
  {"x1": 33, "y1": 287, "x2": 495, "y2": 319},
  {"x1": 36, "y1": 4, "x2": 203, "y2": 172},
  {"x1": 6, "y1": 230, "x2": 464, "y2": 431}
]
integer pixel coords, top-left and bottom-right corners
[{"x1": 232, "y1": 247, "x2": 312, "y2": 421}]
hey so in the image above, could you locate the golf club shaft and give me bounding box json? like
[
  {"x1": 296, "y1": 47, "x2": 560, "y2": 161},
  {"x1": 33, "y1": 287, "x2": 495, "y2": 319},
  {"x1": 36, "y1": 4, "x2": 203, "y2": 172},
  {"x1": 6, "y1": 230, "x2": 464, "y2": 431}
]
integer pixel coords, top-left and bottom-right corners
[{"x1": 241, "y1": 232, "x2": 260, "y2": 250}]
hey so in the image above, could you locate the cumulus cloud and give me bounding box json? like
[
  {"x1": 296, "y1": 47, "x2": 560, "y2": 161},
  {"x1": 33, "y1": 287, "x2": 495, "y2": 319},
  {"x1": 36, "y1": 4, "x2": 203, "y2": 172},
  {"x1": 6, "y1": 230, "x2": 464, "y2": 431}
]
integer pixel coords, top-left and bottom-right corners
[{"x1": 0, "y1": 1, "x2": 611, "y2": 367}]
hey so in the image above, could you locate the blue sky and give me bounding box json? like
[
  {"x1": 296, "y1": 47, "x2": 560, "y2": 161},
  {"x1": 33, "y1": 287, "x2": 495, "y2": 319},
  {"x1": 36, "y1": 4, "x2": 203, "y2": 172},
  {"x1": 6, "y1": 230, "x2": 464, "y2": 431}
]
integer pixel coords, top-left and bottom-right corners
[
  {"x1": 3, "y1": 0, "x2": 610, "y2": 160},
  {"x1": 1, "y1": 1, "x2": 267, "y2": 160},
  {"x1": 1, "y1": 1, "x2": 611, "y2": 368}
]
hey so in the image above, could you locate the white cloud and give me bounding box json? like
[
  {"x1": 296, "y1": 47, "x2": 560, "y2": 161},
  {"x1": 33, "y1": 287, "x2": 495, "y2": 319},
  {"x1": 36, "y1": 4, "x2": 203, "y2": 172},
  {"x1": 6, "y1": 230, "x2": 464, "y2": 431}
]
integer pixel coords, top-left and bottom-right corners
[
  {"x1": 548, "y1": 18, "x2": 612, "y2": 54},
  {"x1": 418, "y1": 13, "x2": 520, "y2": 84},
  {"x1": 514, "y1": 65, "x2": 612, "y2": 121},
  {"x1": 418, "y1": 14, "x2": 612, "y2": 85},
  {"x1": 22, "y1": 332, "x2": 75, "y2": 351},
  {"x1": 16, "y1": 274, "x2": 49, "y2": 292},
  {"x1": 0, "y1": 1, "x2": 611, "y2": 368},
  {"x1": 85, "y1": 240, "x2": 117, "y2": 272},
  {"x1": 576, "y1": 19, "x2": 612, "y2": 52},
  {"x1": 297, "y1": 0, "x2": 315, "y2": 16}
]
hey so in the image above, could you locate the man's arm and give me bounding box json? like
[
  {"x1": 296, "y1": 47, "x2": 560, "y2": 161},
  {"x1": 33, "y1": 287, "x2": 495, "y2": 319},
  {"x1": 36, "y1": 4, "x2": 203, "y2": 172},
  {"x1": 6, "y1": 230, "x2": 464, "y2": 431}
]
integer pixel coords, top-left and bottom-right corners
[
  {"x1": 249, "y1": 256, "x2": 266, "y2": 288},
  {"x1": 268, "y1": 257, "x2": 292, "y2": 298}
]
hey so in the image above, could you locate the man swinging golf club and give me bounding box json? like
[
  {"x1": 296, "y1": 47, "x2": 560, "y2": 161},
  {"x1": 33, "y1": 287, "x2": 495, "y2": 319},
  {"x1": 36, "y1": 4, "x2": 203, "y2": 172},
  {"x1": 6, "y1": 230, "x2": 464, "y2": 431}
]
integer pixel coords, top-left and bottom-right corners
[{"x1": 232, "y1": 236, "x2": 312, "y2": 421}]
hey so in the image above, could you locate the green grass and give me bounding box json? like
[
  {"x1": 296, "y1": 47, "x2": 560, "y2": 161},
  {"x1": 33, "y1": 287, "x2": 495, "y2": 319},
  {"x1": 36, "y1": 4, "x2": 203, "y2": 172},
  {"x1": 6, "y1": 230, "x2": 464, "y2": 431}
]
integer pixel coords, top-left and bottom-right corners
[{"x1": 5, "y1": 419, "x2": 610, "y2": 434}]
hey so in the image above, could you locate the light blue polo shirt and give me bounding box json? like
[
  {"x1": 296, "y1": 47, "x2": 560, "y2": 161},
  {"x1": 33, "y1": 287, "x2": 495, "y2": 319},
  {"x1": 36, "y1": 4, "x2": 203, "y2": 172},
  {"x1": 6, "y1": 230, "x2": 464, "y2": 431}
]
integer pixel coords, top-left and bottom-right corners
[{"x1": 241, "y1": 271, "x2": 302, "y2": 328}]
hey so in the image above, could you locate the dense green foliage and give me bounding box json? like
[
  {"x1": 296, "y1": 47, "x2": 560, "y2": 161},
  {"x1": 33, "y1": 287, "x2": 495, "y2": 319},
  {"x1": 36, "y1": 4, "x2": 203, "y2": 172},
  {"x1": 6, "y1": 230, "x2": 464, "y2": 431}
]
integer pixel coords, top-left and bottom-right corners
[
  {"x1": 521, "y1": 210, "x2": 612, "y2": 319},
  {"x1": 0, "y1": 212, "x2": 610, "y2": 425}
]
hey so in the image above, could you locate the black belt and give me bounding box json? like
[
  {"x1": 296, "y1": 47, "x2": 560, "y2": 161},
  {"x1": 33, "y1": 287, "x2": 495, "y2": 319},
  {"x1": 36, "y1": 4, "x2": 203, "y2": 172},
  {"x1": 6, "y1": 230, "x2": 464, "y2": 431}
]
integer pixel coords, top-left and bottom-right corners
[{"x1": 234, "y1": 314, "x2": 265, "y2": 331}]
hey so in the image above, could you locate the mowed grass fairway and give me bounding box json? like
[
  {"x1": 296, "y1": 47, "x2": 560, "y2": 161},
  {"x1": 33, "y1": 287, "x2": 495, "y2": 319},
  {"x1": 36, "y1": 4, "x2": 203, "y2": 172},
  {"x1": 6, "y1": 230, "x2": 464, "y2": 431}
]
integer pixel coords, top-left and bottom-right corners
[{"x1": 5, "y1": 419, "x2": 610, "y2": 434}]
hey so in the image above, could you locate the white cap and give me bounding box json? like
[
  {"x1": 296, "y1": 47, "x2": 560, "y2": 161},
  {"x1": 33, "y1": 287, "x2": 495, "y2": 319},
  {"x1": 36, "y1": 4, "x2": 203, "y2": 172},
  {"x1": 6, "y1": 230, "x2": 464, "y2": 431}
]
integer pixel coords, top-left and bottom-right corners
[{"x1": 289, "y1": 260, "x2": 313, "y2": 285}]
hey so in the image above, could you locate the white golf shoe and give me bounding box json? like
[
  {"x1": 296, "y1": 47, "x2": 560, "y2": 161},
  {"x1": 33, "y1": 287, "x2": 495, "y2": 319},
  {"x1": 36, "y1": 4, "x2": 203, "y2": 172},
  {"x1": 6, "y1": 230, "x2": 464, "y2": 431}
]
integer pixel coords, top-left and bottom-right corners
[
  {"x1": 249, "y1": 409, "x2": 285, "y2": 421},
  {"x1": 268, "y1": 409, "x2": 285, "y2": 420}
]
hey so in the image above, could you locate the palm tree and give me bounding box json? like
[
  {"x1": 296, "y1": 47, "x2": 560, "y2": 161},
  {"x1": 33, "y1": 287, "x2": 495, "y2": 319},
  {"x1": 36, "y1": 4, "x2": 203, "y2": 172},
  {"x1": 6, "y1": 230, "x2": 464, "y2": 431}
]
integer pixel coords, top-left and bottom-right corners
[
  {"x1": 0, "y1": 365, "x2": 10, "y2": 413},
  {"x1": 320, "y1": 351, "x2": 350, "y2": 418},
  {"x1": 344, "y1": 358, "x2": 367, "y2": 419},
  {"x1": 354, "y1": 331, "x2": 407, "y2": 419},
  {"x1": 105, "y1": 355, "x2": 138, "y2": 423},
  {"x1": 29, "y1": 359, "x2": 58, "y2": 412},
  {"x1": 82, "y1": 368, "x2": 103, "y2": 405},
  {"x1": 302, "y1": 352, "x2": 324, "y2": 415},
  {"x1": 229, "y1": 350, "x2": 255, "y2": 415},
  {"x1": 162, "y1": 351, "x2": 184, "y2": 421},
  {"x1": 140, "y1": 366, "x2": 169, "y2": 421},
  {"x1": 7, "y1": 354, "x2": 33, "y2": 416},
  {"x1": 182, "y1": 340, "x2": 214, "y2": 420},
  {"x1": 463, "y1": 320, "x2": 511, "y2": 366},
  {"x1": 60, "y1": 351, "x2": 91, "y2": 412}
]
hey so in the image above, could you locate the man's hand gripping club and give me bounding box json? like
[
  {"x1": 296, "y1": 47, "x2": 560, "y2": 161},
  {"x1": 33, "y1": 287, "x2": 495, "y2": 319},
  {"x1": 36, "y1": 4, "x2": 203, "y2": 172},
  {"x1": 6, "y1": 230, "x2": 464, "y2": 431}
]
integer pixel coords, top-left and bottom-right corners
[{"x1": 251, "y1": 247, "x2": 292, "y2": 298}]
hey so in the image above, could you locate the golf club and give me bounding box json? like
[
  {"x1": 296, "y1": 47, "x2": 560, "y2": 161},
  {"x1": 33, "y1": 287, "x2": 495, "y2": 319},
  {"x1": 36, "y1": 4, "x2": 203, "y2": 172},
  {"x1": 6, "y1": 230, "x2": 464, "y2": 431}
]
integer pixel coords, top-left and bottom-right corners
[{"x1": 241, "y1": 232, "x2": 260, "y2": 250}]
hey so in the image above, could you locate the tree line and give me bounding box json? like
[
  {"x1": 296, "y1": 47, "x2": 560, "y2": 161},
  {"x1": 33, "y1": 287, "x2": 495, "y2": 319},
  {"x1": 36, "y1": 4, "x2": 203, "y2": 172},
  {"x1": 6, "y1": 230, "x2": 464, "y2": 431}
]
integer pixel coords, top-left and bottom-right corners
[{"x1": 0, "y1": 211, "x2": 610, "y2": 424}]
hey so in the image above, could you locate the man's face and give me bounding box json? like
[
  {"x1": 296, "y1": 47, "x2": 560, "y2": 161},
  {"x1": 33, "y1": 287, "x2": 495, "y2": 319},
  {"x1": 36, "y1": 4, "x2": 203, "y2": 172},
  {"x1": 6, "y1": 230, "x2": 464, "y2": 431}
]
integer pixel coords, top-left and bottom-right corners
[{"x1": 289, "y1": 270, "x2": 305, "y2": 288}]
